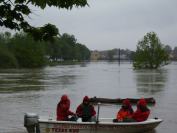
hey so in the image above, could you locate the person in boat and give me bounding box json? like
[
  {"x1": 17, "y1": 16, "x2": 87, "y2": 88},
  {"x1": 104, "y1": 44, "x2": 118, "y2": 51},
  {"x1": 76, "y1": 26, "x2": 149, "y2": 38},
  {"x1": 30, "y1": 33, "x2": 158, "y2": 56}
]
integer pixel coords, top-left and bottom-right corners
[
  {"x1": 114, "y1": 99, "x2": 134, "y2": 122},
  {"x1": 56, "y1": 94, "x2": 75, "y2": 121},
  {"x1": 132, "y1": 98, "x2": 150, "y2": 122},
  {"x1": 76, "y1": 96, "x2": 96, "y2": 122}
]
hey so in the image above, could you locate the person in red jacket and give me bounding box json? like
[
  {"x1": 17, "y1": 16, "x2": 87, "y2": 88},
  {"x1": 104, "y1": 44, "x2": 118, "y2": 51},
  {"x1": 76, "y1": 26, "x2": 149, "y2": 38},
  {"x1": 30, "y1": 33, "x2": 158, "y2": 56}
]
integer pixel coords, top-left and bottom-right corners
[
  {"x1": 76, "y1": 96, "x2": 96, "y2": 122},
  {"x1": 116, "y1": 99, "x2": 134, "y2": 122},
  {"x1": 132, "y1": 98, "x2": 150, "y2": 122},
  {"x1": 56, "y1": 94, "x2": 74, "y2": 121}
]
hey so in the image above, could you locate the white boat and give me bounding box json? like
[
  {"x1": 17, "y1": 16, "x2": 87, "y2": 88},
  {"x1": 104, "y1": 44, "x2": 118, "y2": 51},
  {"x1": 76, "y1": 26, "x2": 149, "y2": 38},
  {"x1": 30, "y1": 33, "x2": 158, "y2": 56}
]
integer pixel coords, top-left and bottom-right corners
[
  {"x1": 38, "y1": 118, "x2": 162, "y2": 133},
  {"x1": 24, "y1": 100, "x2": 162, "y2": 133},
  {"x1": 24, "y1": 113, "x2": 162, "y2": 133}
]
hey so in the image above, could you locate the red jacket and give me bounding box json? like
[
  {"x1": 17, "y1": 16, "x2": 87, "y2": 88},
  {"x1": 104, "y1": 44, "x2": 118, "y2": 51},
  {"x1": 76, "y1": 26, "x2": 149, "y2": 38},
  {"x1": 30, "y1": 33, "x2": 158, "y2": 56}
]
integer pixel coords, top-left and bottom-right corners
[
  {"x1": 117, "y1": 108, "x2": 133, "y2": 121},
  {"x1": 132, "y1": 108, "x2": 150, "y2": 122},
  {"x1": 56, "y1": 95, "x2": 74, "y2": 121},
  {"x1": 132, "y1": 98, "x2": 150, "y2": 122},
  {"x1": 117, "y1": 99, "x2": 134, "y2": 121}
]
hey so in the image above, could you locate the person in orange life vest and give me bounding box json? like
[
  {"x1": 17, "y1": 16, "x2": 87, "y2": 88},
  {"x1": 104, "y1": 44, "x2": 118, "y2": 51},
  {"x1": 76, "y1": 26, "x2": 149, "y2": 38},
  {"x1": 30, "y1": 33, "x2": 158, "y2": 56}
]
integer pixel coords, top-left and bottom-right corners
[
  {"x1": 76, "y1": 96, "x2": 96, "y2": 122},
  {"x1": 56, "y1": 94, "x2": 75, "y2": 121},
  {"x1": 132, "y1": 98, "x2": 150, "y2": 122},
  {"x1": 116, "y1": 99, "x2": 134, "y2": 122}
]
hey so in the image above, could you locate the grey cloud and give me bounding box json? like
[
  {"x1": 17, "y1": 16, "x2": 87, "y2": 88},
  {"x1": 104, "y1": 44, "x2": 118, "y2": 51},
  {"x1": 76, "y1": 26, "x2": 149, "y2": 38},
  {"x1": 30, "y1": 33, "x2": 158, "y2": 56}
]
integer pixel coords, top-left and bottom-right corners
[{"x1": 26, "y1": 0, "x2": 177, "y2": 50}]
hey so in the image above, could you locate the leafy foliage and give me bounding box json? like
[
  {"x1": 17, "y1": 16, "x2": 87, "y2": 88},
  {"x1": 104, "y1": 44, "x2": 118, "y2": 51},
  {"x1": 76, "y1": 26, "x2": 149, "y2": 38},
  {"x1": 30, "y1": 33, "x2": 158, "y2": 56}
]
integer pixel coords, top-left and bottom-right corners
[
  {"x1": 0, "y1": 32, "x2": 90, "y2": 68},
  {"x1": 0, "y1": 0, "x2": 88, "y2": 40},
  {"x1": 28, "y1": 24, "x2": 59, "y2": 42},
  {"x1": 0, "y1": 44, "x2": 18, "y2": 68},
  {"x1": 8, "y1": 33, "x2": 47, "y2": 68},
  {"x1": 0, "y1": 32, "x2": 47, "y2": 68},
  {"x1": 46, "y1": 33, "x2": 90, "y2": 61},
  {"x1": 133, "y1": 32, "x2": 169, "y2": 69}
]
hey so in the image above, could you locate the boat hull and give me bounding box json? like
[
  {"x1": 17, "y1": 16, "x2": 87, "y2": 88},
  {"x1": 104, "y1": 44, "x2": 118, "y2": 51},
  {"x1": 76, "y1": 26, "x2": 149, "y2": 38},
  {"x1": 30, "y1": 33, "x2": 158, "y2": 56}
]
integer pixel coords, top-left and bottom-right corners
[{"x1": 39, "y1": 118, "x2": 162, "y2": 133}]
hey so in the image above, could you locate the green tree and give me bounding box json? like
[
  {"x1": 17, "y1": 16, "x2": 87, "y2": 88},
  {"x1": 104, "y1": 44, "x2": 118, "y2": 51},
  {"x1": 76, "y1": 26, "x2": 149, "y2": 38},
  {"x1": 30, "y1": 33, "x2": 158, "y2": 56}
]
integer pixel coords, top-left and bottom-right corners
[
  {"x1": 44, "y1": 33, "x2": 90, "y2": 62},
  {"x1": 60, "y1": 33, "x2": 76, "y2": 60},
  {"x1": 8, "y1": 32, "x2": 47, "y2": 68},
  {"x1": 75, "y1": 43, "x2": 90, "y2": 60},
  {"x1": 45, "y1": 37, "x2": 63, "y2": 61},
  {"x1": 173, "y1": 47, "x2": 177, "y2": 60},
  {"x1": 133, "y1": 32, "x2": 169, "y2": 69},
  {"x1": 0, "y1": 43, "x2": 18, "y2": 68},
  {"x1": 0, "y1": 0, "x2": 88, "y2": 41}
]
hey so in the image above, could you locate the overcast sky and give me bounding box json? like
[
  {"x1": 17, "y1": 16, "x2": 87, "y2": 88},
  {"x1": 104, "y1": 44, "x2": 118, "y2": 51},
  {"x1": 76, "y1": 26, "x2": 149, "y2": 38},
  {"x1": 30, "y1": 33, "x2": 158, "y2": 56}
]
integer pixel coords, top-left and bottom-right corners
[{"x1": 2, "y1": 0, "x2": 177, "y2": 51}]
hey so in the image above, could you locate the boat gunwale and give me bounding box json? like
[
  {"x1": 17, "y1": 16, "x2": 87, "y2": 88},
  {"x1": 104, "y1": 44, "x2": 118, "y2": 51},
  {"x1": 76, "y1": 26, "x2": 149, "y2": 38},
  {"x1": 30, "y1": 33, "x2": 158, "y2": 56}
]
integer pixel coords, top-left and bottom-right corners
[{"x1": 38, "y1": 118, "x2": 163, "y2": 126}]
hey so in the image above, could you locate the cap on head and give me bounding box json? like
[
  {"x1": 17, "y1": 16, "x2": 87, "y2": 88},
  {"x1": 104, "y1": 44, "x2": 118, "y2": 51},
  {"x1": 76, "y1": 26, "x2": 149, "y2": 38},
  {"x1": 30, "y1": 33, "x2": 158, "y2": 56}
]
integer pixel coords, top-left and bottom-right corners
[
  {"x1": 61, "y1": 94, "x2": 68, "y2": 101},
  {"x1": 83, "y1": 96, "x2": 89, "y2": 102},
  {"x1": 138, "y1": 98, "x2": 147, "y2": 106}
]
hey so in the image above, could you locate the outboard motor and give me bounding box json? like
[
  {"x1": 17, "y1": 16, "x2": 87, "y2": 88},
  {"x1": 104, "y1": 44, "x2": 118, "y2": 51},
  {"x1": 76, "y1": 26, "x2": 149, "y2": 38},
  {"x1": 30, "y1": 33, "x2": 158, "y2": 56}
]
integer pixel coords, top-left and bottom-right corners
[{"x1": 24, "y1": 113, "x2": 40, "y2": 133}]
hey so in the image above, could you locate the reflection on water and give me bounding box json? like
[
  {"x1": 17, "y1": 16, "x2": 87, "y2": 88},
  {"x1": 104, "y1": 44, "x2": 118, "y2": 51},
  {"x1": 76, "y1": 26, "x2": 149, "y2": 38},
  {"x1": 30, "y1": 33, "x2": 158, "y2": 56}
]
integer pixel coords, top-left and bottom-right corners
[
  {"x1": 0, "y1": 69, "x2": 45, "y2": 93},
  {"x1": 134, "y1": 69, "x2": 168, "y2": 95}
]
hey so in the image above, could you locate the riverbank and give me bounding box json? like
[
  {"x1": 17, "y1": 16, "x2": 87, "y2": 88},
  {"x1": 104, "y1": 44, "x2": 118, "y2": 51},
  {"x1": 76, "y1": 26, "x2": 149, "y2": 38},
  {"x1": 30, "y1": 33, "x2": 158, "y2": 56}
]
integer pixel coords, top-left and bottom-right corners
[{"x1": 48, "y1": 60, "x2": 88, "y2": 66}]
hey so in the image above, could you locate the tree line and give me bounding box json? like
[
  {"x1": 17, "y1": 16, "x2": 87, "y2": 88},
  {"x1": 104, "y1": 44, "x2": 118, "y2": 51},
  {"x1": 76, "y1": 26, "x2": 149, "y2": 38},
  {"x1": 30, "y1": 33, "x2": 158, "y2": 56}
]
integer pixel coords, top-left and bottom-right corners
[{"x1": 0, "y1": 32, "x2": 90, "y2": 68}]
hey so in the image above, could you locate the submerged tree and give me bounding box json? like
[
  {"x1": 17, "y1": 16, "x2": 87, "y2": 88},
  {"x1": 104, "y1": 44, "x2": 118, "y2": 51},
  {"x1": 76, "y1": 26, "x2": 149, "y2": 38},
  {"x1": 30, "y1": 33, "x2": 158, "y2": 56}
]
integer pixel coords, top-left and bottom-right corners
[
  {"x1": 0, "y1": 0, "x2": 88, "y2": 41},
  {"x1": 133, "y1": 32, "x2": 169, "y2": 69}
]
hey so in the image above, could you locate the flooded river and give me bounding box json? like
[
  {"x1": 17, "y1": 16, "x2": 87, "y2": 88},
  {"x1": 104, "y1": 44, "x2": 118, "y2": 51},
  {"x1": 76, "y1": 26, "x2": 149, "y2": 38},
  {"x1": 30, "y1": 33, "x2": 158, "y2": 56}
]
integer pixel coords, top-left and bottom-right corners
[{"x1": 0, "y1": 62, "x2": 177, "y2": 133}]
